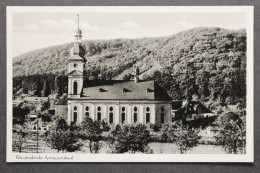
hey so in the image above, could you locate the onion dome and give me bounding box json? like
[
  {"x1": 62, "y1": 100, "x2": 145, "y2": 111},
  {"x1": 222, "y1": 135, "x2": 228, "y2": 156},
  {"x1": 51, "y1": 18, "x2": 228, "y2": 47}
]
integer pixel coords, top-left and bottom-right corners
[
  {"x1": 69, "y1": 15, "x2": 86, "y2": 59},
  {"x1": 70, "y1": 43, "x2": 85, "y2": 57},
  {"x1": 75, "y1": 28, "x2": 82, "y2": 38}
]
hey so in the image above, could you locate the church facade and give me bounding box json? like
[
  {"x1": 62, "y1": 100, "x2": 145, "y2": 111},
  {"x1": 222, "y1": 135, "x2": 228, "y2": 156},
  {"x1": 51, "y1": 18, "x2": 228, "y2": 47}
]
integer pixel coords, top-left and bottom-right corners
[{"x1": 67, "y1": 20, "x2": 172, "y2": 127}]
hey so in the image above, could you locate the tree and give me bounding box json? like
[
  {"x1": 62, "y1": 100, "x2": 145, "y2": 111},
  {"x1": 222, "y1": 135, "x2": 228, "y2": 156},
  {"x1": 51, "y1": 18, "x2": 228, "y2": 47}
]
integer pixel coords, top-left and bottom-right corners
[
  {"x1": 160, "y1": 121, "x2": 200, "y2": 154},
  {"x1": 41, "y1": 78, "x2": 51, "y2": 97},
  {"x1": 78, "y1": 118, "x2": 109, "y2": 153},
  {"x1": 55, "y1": 74, "x2": 63, "y2": 96},
  {"x1": 215, "y1": 113, "x2": 246, "y2": 154},
  {"x1": 47, "y1": 117, "x2": 80, "y2": 153},
  {"x1": 13, "y1": 106, "x2": 30, "y2": 125},
  {"x1": 41, "y1": 101, "x2": 50, "y2": 111},
  {"x1": 106, "y1": 124, "x2": 151, "y2": 153},
  {"x1": 12, "y1": 124, "x2": 29, "y2": 153},
  {"x1": 40, "y1": 113, "x2": 52, "y2": 122},
  {"x1": 35, "y1": 79, "x2": 43, "y2": 96}
]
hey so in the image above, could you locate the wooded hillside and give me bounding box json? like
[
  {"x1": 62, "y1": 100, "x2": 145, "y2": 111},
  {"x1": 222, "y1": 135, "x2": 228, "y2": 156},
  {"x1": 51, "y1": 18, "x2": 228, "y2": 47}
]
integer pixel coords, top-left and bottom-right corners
[{"x1": 13, "y1": 27, "x2": 247, "y2": 112}]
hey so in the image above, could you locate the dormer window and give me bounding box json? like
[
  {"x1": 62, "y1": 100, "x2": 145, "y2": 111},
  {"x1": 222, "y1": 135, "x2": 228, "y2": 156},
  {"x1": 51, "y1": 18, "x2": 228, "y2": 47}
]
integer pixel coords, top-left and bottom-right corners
[
  {"x1": 122, "y1": 88, "x2": 131, "y2": 93},
  {"x1": 146, "y1": 88, "x2": 154, "y2": 93},
  {"x1": 99, "y1": 88, "x2": 106, "y2": 92}
]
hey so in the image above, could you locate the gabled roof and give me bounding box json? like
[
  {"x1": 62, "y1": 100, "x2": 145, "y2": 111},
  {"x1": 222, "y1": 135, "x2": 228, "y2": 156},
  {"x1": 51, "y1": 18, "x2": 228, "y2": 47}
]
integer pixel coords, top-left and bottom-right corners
[
  {"x1": 172, "y1": 100, "x2": 213, "y2": 114},
  {"x1": 68, "y1": 70, "x2": 83, "y2": 76},
  {"x1": 68, "y1": 55, "x2": 85, "y2": 61},
  {"x1": 80, "y1": 80, "x2": 171, "y2": 100},
  {"x1": 56, "y1": 95, "x2": 68, "y2": 105}
]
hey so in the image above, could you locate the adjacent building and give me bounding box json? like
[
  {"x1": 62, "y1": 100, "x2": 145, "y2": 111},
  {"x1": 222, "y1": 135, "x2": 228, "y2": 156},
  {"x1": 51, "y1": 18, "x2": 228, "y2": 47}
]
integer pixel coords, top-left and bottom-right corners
[
  {"x1": 23, "y1": 96, "x2": 48, "y2": 107},
  {"x1": 55, "y1": 94, "x2": 68, "y2": 119},
  {"x1": 172, "y1": 100, "x2": 215, "y2": 121}
]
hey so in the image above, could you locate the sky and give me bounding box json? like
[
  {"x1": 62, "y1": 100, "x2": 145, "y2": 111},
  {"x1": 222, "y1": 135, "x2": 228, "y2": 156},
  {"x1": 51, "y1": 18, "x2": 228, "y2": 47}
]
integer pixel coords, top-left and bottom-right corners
[{"x1": 12, "y1": 11, "x2": 247, "y2": 57}]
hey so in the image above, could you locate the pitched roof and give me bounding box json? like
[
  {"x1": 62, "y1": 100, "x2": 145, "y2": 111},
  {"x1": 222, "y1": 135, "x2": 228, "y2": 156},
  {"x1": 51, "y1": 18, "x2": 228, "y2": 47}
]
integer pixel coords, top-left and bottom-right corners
[
  {"x1": 68, "y1": 55, "x2": 85, "y2": 61},
  {"x1": 24, "y1": 97, "x2": 48, "y2": 102},
  {"x1": 68, "y1": 70, "x2": 83, "y2": 76},
  {"x1": 80, "y1": 80, "x2": 171, "y2": 100},
  {"x1": 172, "y1": 100, "x2": 213, "y2": 114},
  {"x1": 56, "y1": 95, "x2": 68, "y2": 105}
]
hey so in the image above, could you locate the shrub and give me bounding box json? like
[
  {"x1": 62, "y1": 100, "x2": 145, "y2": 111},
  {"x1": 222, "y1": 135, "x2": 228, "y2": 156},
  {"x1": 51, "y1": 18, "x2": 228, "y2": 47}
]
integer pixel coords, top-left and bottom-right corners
[{"x1": 106, "y1": 124, "x2": 151, "y2": 153}]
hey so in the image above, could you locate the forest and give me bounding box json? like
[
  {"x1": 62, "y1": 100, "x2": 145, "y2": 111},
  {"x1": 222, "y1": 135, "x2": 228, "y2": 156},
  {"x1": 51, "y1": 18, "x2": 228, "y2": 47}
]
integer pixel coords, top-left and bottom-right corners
[{"x1": 13, "y1": 27, "x2": 247, "y2": 114}]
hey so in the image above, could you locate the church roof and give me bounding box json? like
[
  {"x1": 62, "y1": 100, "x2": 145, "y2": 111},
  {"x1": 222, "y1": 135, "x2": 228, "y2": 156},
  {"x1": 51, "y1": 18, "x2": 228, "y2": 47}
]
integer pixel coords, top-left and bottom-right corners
[
  {"x1": 68, "y1": 70, "x2": 83, "y2": 76},
  {"x1": 80, "y1": 80, "x2": 171, "y2": 100},
  {"x1": 56, "y1": 95, "x2": 68, "y2": 105},
  {"x1": 68, "y1": 55, "x2": 85, "y2": 61}
]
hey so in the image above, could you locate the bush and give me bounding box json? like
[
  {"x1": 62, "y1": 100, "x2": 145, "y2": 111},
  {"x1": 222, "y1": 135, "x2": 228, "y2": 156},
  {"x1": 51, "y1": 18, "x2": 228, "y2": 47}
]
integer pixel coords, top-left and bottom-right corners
[
  {"x1": 160, "y1": 121, "x2": 200, "y2": 154},
  {"x1": 106, "y1": 124, "x2": 151, "y2": 153},
  {"x1": 78, "y1": 117, "x2": 109, "y2": 153}
]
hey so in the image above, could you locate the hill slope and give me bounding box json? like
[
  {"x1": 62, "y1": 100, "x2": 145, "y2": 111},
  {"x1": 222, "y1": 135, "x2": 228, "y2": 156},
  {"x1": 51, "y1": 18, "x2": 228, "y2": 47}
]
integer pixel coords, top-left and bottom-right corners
[{"x1": 13, "y1": 27, "x2": 247, "y2": 111}]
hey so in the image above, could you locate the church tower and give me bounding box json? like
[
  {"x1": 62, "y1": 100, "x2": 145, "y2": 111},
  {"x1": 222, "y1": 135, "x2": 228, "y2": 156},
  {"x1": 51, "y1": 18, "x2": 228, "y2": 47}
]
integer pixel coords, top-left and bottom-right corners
[{"x1": 68, "y1": 15, "x2": 86, "y2": 98}]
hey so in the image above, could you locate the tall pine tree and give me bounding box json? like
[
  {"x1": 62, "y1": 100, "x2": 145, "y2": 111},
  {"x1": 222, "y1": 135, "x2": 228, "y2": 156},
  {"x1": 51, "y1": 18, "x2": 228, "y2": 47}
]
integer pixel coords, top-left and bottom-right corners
[{"x1": 42, "y1": 78, "x2": 51, "y2": 97}]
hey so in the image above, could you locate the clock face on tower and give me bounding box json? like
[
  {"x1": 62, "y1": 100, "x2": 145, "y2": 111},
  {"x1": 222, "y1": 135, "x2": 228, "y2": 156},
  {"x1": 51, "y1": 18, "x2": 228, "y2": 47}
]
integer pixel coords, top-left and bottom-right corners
[{"x1": 73, "y1": 63, "x2": 78, "y2": 68}]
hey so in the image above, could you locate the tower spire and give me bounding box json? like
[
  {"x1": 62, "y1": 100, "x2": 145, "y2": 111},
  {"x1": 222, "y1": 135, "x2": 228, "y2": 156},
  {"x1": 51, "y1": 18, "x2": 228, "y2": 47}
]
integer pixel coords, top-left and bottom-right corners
[
  {"x1": 77, "y1": 14, "x2": 79, "y2": 30},
  {"x1": 75, "y1": 14, "x2": 82, "y2": 43}
]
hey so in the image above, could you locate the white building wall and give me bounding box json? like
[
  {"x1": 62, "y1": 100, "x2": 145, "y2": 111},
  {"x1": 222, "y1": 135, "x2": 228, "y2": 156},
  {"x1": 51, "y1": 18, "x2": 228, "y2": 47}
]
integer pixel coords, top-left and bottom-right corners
[
  {"x1": 68, "y1": 77, "x2": 83, "y2": 97},
  {"x1": 155, "y1": 104, "x2": 172, "y2": 127},
  {"x1": 90, "y1": 103, "x2": 95, "y2": 120},
  {"x1": 150, "y1": 104, "x2": 156, "y2": 124},
  {"x1": 127, "y1": 105, "x2": 132, "y2": 124},
  {"x1": 55, "y1": 105, "x2": 67, "y2": 119},
  {"x1": 69, "y1": 61, "x2": 84, "y2": 73},
  {"x1": 68, "y1": 79, "x2": 72, "y2": 95},
  {"x1": 67, "y1": 104, "x2": 71, "y2": 124},
  {"x1": 115, "y1": 104, "x2": 120, "y2": 124},
  {"x1": 78, "y1": 104, "x2": 83, "y2": 123},
  {"x1": 67, "y1": 101, "x2": 171, "y2": 127},
  {"x1": 103, "y1": 104, "x2": 107, "y2": 121},
  {"x1": 139, "y1": 105, "x2": 144, "y2": 124}
]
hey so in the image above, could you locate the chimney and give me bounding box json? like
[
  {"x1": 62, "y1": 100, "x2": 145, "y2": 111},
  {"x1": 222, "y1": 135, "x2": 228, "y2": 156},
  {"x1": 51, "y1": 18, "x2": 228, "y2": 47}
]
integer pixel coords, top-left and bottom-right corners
[{"x1": 134, "y1": 67, "x2": 140, "y2": 83}]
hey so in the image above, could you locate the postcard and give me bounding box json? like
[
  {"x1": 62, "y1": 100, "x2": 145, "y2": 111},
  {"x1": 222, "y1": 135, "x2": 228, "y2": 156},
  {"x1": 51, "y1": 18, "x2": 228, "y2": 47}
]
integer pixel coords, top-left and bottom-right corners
[{"x1": 6, "y1": 6, "x2": 254, "y2": 162}]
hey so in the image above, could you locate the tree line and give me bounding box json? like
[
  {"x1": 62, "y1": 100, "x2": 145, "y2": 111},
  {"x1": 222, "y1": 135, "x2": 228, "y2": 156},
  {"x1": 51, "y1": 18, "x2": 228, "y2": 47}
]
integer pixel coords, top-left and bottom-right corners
[{"x1": 13, "y1": 27, "x2": 246, "y2": 109}]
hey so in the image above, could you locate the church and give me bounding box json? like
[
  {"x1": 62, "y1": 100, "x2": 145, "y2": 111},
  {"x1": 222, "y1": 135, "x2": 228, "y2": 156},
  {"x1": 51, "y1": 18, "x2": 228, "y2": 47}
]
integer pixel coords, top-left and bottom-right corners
[{"x1": 65, "y1": 17, "x2": 173, "y2": 127}]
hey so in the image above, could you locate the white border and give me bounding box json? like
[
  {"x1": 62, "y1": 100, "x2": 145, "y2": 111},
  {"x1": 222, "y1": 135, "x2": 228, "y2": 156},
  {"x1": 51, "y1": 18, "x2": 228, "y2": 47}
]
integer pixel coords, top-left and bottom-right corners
[{"x1": 6, "y1": 6, "x2": 254, "y2": 163}]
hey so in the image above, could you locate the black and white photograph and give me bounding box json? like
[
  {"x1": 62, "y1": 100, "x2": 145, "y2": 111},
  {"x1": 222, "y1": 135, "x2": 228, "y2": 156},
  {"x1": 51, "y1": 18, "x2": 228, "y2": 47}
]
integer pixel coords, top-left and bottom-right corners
[{"x1": 6, "y1": 6, "x2": 254, "y2": 162}]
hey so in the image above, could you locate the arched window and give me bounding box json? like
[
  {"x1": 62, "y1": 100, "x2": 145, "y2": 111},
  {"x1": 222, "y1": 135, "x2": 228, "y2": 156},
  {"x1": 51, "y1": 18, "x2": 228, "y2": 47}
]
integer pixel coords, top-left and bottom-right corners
[
  {"x1": 73, "y1": 81, "x2": 78, "y2": 94},
  {"x1": 146, "y1": 107, "x2": 150, "y2": 124},
  {"x1": 161, "y1": 107, "x2": 165, "y2": 124},
  {"x1": 97, "y1": 106, "x2": 101, "y2": 121},
  {"x1": 73, "y1": 106, "x2": 77, "y2": 122},
  {"x1": 85, "y1": 106, "x2": 90, "y2": 118},
  {"x1": 73, "y1": 112, "x2": 77, "y2": 122},
  {"x1": 133, "y1": 107, "x2": 138, "y2": 123},
  {"x1": 109, "y1": 107, "x2": 113, "y2": 124},
  {"x1": 121, "y1": 107, "x2": 126, "y2": 124}
]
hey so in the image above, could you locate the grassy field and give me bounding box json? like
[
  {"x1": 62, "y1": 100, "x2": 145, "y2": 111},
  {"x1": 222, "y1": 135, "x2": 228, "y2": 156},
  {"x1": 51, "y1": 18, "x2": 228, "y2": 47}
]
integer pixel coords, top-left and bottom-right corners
[
  {"x1": 148, "y1": 143, "x2": 226, "y2": 154},
  {"x1": 15, "y1": 141, "x2": 226, "y2": 154}
]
